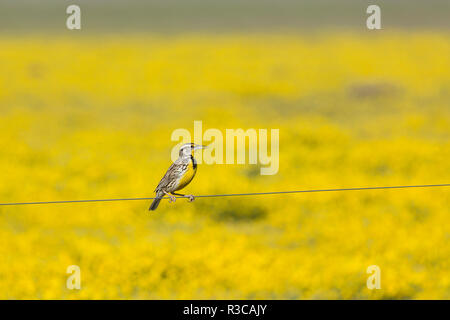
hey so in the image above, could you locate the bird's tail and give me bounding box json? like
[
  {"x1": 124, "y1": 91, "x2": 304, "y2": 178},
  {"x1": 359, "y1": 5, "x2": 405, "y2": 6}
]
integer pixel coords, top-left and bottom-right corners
[{"x1": 149, "y1": 192, "x2": 163, "y2": 211}]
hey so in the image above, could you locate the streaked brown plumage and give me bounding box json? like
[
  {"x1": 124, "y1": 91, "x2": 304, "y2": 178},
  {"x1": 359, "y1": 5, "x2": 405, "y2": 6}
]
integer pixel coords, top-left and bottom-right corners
[{"x1": 149, "y1": 143, "x2": 206, "y2": 211}]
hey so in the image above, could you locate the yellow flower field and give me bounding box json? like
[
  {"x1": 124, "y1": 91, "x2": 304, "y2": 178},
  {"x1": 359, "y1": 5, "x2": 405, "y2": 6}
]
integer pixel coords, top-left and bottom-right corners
[{"x1": 0, "y1": 33, "x2": 449, "y2": 299}]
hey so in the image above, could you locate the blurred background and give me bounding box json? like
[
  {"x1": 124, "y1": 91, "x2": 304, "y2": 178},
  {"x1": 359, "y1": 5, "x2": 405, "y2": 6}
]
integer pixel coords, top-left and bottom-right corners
[
  {"x1": 0, "y1": 0, "x2": 449, "y2": 299},
  {"x1": 1, "y1": 0, "x2": 449, "y2": 33}
]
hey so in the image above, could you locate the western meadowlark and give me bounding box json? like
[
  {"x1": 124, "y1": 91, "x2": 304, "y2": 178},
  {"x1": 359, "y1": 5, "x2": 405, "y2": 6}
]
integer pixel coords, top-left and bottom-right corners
[{"x1": 149, "y1": 143, "x2": 206, "y2": 211}]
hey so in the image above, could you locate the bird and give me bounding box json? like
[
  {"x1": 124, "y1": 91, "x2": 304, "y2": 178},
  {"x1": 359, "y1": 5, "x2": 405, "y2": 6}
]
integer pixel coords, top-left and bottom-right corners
[{"x1": 149, "y1": 143, "x2": 207, "y2": 211}]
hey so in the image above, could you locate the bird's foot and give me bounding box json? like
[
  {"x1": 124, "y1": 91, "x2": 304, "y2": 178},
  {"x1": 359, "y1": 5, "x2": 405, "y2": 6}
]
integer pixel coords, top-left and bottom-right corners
[
  {"x1": 186, "y1": 194, "x2": 195, "y2": 202},
  {"x1": 168, "y1": 194, "x2": 177, "y2": 203}
]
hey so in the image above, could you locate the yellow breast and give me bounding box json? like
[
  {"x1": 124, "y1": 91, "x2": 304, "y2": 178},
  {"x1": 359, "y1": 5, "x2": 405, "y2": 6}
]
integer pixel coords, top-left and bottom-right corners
[{"x1": 175, "y1": 160, "x2": 197, "y2": 191}]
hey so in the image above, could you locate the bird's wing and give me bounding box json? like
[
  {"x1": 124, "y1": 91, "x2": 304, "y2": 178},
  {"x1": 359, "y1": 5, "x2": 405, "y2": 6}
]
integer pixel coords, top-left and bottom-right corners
[{"x1": 155, "y1": 161, "x2": 188, "y2": 192}]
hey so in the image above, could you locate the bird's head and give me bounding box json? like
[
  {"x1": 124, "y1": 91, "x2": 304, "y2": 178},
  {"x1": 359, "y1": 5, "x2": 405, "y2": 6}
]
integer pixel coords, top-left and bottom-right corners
[{"x1": 179, "y1": 143, "x2": 207, "y2": 157}]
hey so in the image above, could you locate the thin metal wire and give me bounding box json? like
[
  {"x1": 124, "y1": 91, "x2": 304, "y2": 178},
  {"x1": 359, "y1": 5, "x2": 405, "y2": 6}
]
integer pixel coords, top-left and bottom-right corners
[{"x1": 0, "y1": 183, "x2": 448, "y2": 207}]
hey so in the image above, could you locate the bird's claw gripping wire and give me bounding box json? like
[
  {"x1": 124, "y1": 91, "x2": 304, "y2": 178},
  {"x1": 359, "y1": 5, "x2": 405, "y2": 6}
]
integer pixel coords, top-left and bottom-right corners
[
  {"x1": 170, "y1": 192, "x2": 195, "y2": 202},
  {"x1": 163, "y1": 191, "x2": 177, "y2": 203}
]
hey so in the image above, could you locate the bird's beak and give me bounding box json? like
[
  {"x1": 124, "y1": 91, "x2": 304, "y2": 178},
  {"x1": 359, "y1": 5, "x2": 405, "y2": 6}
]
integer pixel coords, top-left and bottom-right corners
[{"x1": 194, "y1": 144, "x2": 208, "y2": 150}]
